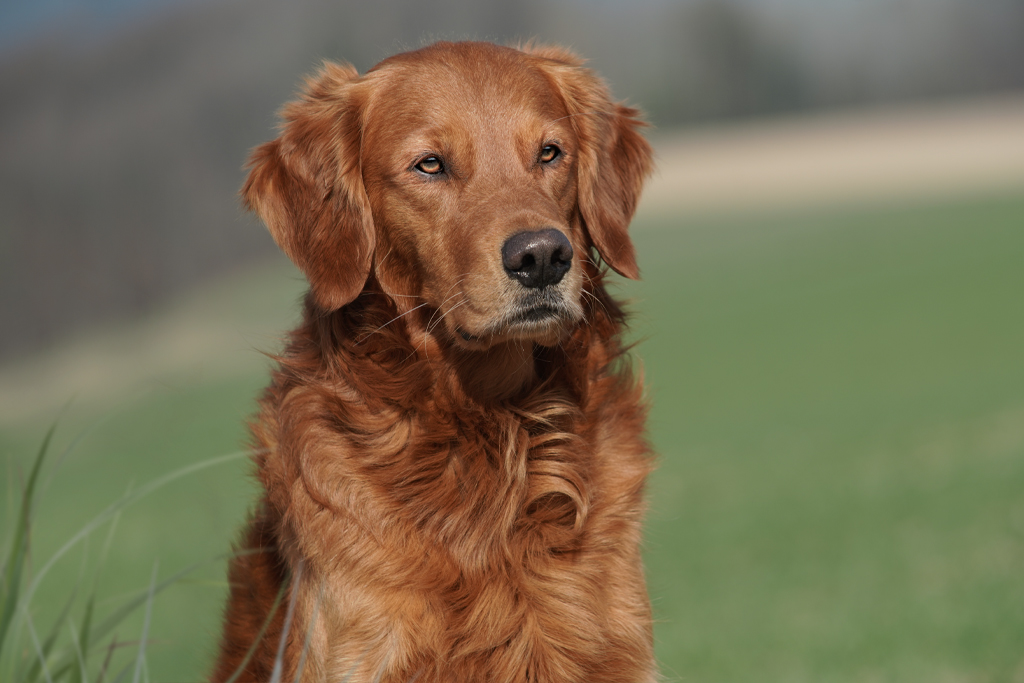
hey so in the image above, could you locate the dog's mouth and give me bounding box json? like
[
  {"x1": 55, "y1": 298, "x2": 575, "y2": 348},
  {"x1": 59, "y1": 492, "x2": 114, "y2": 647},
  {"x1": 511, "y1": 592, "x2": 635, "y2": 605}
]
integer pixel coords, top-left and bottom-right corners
[
  {"x1": 443, "y1": 284, "x2": 584, "y2": 349},
  {"x1": 511, "y1": 305, "x2": 561, "y2": 324},
  {"x1": 470, "y1": 296, "x2": 582, "y2": 346},
  {"x1": 455, "y1": 305, "x2": 568, "y2": 342}
]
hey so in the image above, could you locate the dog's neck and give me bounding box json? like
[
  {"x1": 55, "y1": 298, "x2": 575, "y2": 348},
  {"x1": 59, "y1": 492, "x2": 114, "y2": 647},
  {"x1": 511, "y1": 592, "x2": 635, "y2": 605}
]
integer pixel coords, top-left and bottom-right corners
[
  {"x1": 441, "y1": 338, "x2": 539, "y2": 402},
  {"x1": 377, "y1": 300, "x2": 559, "y2": 404}
]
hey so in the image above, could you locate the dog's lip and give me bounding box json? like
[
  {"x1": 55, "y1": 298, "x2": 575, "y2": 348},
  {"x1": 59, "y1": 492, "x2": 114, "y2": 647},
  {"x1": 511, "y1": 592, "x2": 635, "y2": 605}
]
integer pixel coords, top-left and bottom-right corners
[
  {"x1": 456, "y1": 306, "x2": 562, "y2": 337},
  {"x1": 509, "y1": 305, "x2": 562, "y2": 324}
]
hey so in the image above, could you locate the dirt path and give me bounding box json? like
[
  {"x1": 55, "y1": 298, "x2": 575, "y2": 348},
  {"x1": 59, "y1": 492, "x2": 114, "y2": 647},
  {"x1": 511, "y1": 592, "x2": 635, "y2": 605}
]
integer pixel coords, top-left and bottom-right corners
[{"x1": 639, "y1": 93, "x2": 1024, "y2": 217}]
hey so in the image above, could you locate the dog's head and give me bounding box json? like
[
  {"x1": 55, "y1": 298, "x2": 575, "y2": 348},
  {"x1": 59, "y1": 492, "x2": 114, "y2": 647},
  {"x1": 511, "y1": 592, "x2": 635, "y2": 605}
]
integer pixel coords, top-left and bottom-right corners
[{"x1": 244, "y1": 42, "x2": 652, "y2": 349}]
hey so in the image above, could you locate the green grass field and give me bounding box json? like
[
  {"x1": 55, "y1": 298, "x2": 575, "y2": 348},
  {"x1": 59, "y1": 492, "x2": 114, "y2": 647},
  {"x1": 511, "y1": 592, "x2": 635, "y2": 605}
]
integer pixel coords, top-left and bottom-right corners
[{"x1": 3, "y1": 193, "x2": 1024, "y2": 682}]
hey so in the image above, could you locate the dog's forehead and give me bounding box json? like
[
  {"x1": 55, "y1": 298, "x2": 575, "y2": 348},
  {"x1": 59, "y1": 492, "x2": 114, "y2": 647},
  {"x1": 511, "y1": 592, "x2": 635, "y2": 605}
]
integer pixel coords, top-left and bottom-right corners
[{"x1": 366, "y1": 45, "x2": 568, "y2": 139}]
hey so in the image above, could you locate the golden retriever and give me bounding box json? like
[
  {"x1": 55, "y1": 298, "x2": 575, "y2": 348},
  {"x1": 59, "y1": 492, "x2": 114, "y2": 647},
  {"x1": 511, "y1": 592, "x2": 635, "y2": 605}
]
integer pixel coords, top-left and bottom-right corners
[{"x1": 212, "y1": 41, "x2": 655, "y2": 683}]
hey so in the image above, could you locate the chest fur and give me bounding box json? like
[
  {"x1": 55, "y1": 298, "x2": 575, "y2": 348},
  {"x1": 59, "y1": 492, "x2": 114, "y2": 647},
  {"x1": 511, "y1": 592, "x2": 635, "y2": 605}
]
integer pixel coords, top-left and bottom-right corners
[{"x1": 254, "y1": 356, "x2": 651, "y2": 681}]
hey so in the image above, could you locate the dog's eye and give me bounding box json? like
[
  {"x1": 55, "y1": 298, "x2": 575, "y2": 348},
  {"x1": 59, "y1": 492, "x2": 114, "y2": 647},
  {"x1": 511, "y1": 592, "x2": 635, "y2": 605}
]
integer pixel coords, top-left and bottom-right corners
[
  {"x1": 415, "y1": 156, "x2": 444, "y2": 174},
  {"x1": 539, "y1": 145, "x2": 561, "y2": 164}
]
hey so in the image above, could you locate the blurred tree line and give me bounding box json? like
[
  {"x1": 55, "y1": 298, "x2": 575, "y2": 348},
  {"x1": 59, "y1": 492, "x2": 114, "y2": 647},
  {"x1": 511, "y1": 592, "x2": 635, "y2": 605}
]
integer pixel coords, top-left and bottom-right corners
[{"x1": 1, "y1": 0, "x2": 1022, "y2": 360}]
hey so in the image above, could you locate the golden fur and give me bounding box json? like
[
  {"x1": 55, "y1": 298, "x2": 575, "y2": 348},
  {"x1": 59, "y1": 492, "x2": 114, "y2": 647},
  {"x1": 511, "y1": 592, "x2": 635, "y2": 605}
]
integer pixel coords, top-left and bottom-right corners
[{"x1": 212, "y1": 41, "x2": 656, "y2": 683}]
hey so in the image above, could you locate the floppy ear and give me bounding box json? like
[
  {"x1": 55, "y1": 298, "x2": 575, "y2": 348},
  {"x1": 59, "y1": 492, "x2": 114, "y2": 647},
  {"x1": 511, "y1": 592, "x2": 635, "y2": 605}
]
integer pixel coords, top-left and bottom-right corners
[
  {"x1": 526, "y1": 46, "x2": 653, "y2": 280},
  {"x1": 243, "y1": 62, "x2": 374, "y2": 311}
]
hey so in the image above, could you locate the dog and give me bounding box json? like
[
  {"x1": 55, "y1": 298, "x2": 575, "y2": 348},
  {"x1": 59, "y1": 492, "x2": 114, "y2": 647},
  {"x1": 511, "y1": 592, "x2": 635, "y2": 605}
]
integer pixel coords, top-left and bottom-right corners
[{"x1": 211, "y1": 41, "x2": 656, "y2": 683}]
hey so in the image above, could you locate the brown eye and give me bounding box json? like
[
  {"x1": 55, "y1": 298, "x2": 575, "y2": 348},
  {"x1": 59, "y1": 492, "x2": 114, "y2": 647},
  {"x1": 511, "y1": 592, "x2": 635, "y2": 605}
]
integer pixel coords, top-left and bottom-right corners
[
  {"x1": 415, "y1": 156, "x2": 444, "y2": 174},
  {"x1": 539, "y1": 145, "x2": 560, "y2": 164}
]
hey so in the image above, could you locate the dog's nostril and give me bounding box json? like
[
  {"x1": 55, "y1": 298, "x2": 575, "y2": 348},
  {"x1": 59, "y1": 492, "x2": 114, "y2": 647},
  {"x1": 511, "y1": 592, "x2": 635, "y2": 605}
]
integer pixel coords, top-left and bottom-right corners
[{"x1": 502, "y1": 228, "x2": 573, "y2": 289}]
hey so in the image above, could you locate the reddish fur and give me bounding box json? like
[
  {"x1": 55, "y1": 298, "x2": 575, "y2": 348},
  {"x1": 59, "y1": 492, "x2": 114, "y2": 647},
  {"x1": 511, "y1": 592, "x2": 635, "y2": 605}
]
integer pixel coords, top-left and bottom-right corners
[{"x1": 212, "y1": 42, "x2": 656, "y2": 683}]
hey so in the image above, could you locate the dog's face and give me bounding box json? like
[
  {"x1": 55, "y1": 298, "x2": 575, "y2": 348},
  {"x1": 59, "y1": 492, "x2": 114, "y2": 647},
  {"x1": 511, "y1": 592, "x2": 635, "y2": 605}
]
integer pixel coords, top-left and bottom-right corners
[
  {"x1": 362, "y1": 47, "x2": 588, "y2": 348},
  {"x1": 245, "y1": 42, "x2": 652, "y2": 349}
]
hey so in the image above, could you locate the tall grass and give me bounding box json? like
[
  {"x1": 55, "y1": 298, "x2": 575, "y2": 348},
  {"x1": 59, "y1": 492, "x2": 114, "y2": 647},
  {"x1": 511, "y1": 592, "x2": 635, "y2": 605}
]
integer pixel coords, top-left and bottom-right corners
[{"x1": 1, "y1": 421, "x2": 248, "y2": 683}]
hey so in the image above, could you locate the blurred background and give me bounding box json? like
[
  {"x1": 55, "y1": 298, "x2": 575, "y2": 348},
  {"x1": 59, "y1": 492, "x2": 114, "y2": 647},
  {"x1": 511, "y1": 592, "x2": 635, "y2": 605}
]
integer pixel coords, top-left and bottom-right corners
[{"x1": 1, "y1": 0, "x2": 1023, "y2": 681}]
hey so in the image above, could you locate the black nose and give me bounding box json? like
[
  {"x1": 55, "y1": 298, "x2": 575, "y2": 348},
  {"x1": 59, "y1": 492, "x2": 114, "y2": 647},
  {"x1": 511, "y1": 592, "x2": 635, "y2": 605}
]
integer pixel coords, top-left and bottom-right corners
[{"x1": 501, "y1": 228, "x2": 573, "y2": 289}]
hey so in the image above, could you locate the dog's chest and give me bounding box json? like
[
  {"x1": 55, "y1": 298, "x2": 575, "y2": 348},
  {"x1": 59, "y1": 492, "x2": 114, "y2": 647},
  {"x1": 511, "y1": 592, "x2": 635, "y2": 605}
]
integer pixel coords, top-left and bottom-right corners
[
  {"x1": 299, "y1": 416, "x2": 613, "y2": 680},
  {"x1": 379, "y1": 405, "x2": 592, "y2": 563}
]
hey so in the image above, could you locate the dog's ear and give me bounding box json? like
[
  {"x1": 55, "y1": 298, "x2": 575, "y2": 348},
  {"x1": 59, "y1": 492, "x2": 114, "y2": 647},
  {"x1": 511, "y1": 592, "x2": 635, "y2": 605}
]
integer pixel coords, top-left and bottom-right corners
[
  {"x1": 526, "y1": 45, "x2": 653, "y2": 280},
  {"x1": 243, "y1": 62, "x2": 374, "y2": 311}
]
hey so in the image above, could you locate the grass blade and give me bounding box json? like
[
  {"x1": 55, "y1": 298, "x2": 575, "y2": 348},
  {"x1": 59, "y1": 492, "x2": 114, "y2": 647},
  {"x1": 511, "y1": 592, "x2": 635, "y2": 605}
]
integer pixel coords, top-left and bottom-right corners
[
  {"x1": 24, "y1": 608, "x2": 55, "y2": 683},
  {"x1": 70, "y1": 596, "x2": 96, "y2": 683},
  {"x1": 291, "y1": 577, "x2": 324, "y2": 683},
  {"x1": 94, "y1": 635, "x2": 118, "y2": 683},
  {"x1": 19, "y1": 450, "x2": 249, "y2": 616},
  {"x1": 268, "y1": 560, "x2": 302, "y2": 683},
  {"x1": 131, "y1": 563, "x2": 158, "y2": 683},
  {"x1": 223, "y1": 569, "x2": 289, "y2": 683},
  {"x1": 72, "y1": 505, "x2": 122, "y2": 683},
  {"x1": 21, "y1": 585, "x2": 78, "y2": 682},
  {"x1": 67, "y1": 622, "x2": 88, "y2": 683},
  {"x1": 45, "y1": 549, "x2": 258, "y2": 680},
  {"x1": 0, "y1": 422, "x2": 57, "y2": 660}
]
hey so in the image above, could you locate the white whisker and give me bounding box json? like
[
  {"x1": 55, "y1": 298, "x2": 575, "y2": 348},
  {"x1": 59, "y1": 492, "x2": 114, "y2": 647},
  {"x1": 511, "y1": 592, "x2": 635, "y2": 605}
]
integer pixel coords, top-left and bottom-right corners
[
  {"x1": 424, "y1": 277, "x2": 468, "y2": 335},
  {"x1": 355, "y1": 302, "x2": 430, "y2": 344},
  {"x1": 428, "y1": 297, "x2": 468, "y2": 334}
]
